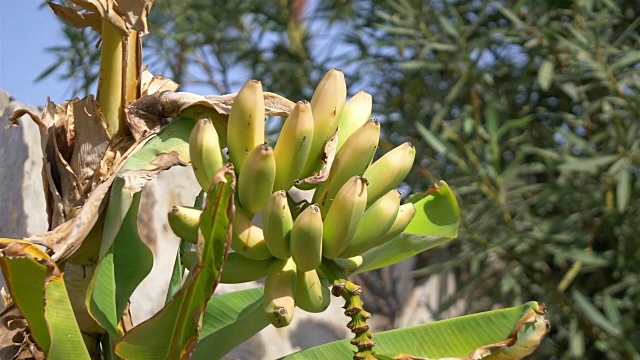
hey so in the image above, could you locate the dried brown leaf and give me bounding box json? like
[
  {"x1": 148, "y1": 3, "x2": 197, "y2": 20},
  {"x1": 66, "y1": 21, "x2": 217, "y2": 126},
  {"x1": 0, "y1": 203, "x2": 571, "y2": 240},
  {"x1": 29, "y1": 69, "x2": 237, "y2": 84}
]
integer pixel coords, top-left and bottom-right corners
[
  {"x1": 295, "y1": 130, "x2": 339, "y2": 185},
  {"x1": 51, "y1": 0, "x2": 155, "y2": 35},
  {"x1": 48, "y1": 2, "x2": 101, "y2": 33}
]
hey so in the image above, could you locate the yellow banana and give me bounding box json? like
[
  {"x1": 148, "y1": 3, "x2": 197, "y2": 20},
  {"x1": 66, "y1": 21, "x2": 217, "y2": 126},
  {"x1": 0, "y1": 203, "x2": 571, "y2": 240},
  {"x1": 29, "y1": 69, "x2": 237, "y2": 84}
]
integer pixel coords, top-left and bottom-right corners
[
  {"x1": 167, "y1": 205, "x2": 201, "y2": 244},
  {"x1": 333, "y1": 256, "x2": 364, "y2": 274},
  {"x1": 273, "y1": 101, "x2": 314, "y2": 191},
  {"x1": 189, "y1": 118, "x2": 225, "y2": 190},
  {"x1": 237, "y1": 143, "x2": 276, "y2": 215},
  {"x1": 220, "y1": 253, "x2": 273, "y2": 283},
  {"x1": 370, "y1": 203, "x2": 416, "y2": 248},
  {"x1": 363, "y1": 142, "x2": 416, "y2": 207},
  {"x1": 313, "y1": 119, "x2": 380, "y2": 214},
  {"x1": 336, "y1": 91, "x2": 372, "y2": 152},
  {"x1": 300, "y1": 68, "x2": 347, "y2": 179},
  {"x1": 322, "y1": 176, "x2": 368, "y2": 259},
  {"x1": 290, "y1": 204, "x2": 323, "y2": 272},
  {"x1": 295, "y1": 269, "x2": 330, "y2": 313},
  {"x1": 263, "y1": 257, "x2": 297, "y2": 328},
  {"x1": 262, "y1": 190, "x2": 293, "y2": 259},
  {"x1": 227, "y1": 80, "x2": 265, "y2": 173},
  {"x1": 230, "y1": 207, "x2": 272, "y2": 260},
  {"x1": 338, "y1": 189, "x2": 401, "y2": 258}
]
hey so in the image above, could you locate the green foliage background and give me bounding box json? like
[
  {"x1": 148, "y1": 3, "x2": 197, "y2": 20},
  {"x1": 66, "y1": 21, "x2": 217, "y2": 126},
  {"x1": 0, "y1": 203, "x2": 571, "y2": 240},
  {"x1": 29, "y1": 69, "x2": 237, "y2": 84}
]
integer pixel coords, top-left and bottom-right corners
[{"x1": 45, "y1": 0, "x2": 640, "y2": 358}]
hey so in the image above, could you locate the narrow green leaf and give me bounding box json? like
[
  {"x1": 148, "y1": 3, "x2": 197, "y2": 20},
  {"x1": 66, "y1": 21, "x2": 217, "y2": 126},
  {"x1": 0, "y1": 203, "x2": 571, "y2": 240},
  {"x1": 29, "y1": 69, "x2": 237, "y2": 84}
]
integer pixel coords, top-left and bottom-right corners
[
  {"x1": 115, "y1": 169, "x2": 234, "y2": 359},
  {"x1": 485, "y1": 103, "x2": 500, "y2": 170},
  {"x1": 538, "y1": 59, "x2": 554, "y2": 91},
  {"x1": 0, "y1": 240, "x2": 90, "y2": 360},
  {"x1": 280, "y1": 302, "x2": 548, "y2": 359},
  {"x1": 616, "y1": 167, "x2": 631, "y2": 212},
  {"x1": 437, "y1": 15, "x2": 459, "y2": 39},
  {"x1": 572, "y1": 289, "x2": 621, "y2": 337},
  {"x1": 192, "y1": 288, "x2": 268, "y2": 360}
]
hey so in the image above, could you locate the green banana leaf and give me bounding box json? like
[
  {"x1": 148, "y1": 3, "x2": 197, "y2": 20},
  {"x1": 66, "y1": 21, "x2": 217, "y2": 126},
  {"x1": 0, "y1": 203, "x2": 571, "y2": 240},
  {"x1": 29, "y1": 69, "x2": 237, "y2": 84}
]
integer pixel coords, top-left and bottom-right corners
[
  {"x1": 356, "y1": 181, "x2": 459, "y2": 273},
  {"x1": 192, "y1": 287, "x2": 268, "y2": 360},
  {"x1": 86, "y1": 118, "x2": 195, "y2": 339},
  {"x1": 115, "y1": 167, "x2": 234, "y2": 359},
  {"x1": 280, "y1": 302, "x2": 549, "y2": 360},
  {"x1": 0, "y1": 239, "x2": 90, "y2": 360}
]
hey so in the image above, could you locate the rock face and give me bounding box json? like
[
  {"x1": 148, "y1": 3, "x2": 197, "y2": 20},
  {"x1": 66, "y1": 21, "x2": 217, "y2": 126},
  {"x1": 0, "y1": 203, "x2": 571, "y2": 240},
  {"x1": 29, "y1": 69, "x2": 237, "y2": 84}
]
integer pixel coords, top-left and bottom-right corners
[{"x1": 0, "y1": 89, "x2": 462, "y2": 359}]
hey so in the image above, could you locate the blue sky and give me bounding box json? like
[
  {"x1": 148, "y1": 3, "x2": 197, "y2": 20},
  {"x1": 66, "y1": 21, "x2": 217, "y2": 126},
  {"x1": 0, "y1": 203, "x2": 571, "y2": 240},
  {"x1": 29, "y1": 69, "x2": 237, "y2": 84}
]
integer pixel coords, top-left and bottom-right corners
[{"x1": 0, "y1": 1, "x2": 67, "y2": 107}]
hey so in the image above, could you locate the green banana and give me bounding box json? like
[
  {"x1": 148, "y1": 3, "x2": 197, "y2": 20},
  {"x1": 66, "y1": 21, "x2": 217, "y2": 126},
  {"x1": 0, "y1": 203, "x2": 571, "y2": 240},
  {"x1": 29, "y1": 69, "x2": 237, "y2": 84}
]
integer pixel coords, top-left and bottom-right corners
[
  {"x1": 336, "y1": 90, "x2": 372, "y2": 152},
  {"x1": 237, "y1": 143, "x2": 276, "y2": 215},
  {"x1": 338, "y1": 189, "x2": 401, "y2": 258},
  {"x1": 167, "y1": 205, "x2": 201, "y2": 244},
  {"x1": 322, "y1": 176, "x2": 368, "y2": 259},
  {"x1": 189, "y1": 118, "x2": 225, "y2": 190},
  {"x1": 299, "y1": 68, "x2": 347, "y2": 180},
  {"x1": 295, "y1": 269, "x2": 330, "y2": 313},
  {"x1": 273, "y1": 100, "x2": 314, "y2": 191},
  {"x1": 230, "y1": 207, "x2": 272, "y2": 260},
  {"x1": 313, "y1": 119, "x2": 380, "y2": 214},
  {"x1": 370, "y1": 203, "x2": 416, "y2": 248},
  {"x1": 333, "y1": 256, "x2": 364, "y2": 274},
  {"x1": 227, "y1": 80, "x2": 265, "y2": 173},
  {"x1": 262, "y1": 190, "x2": 294, "y2": 259},
  {"x1": 263, "y1": 257, "x2": 297, "y2": 328},
  {"x1": 220, "y1": 253, "x2": 273, "y2": 283},
  {"x1": 290, "y1": 204, "x2": 323, "y2": 272},
  {"x1": 363, "y1": 142, "x2": 416, "y2": 207}
]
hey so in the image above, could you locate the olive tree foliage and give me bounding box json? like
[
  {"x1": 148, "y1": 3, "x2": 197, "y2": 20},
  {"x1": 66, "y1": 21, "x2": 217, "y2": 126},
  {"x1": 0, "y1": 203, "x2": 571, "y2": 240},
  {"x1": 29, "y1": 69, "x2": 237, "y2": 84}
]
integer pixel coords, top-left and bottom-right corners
[{"x1": 44, "y1": 0, "x2": 640, "y2": 358}]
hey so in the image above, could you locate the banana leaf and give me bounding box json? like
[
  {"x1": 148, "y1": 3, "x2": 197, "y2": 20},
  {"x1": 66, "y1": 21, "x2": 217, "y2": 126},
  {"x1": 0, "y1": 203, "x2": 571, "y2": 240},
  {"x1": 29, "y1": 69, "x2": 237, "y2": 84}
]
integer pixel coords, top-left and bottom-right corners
[
  {"x1": 280, "y1": 302, "x2": 549, "y2": 360},
  {"x1": 356, "y1": 181, "x2": 459, "y2": 273},
  {"x1": 0, "y1": 240, "x2": 90, "y2": 360},
  {"x1": 86, "y1": 118, "x2": 195, "y2": 339},
  {"x1": 115, "y1": 166, "x2": 234, "y2": 359}
]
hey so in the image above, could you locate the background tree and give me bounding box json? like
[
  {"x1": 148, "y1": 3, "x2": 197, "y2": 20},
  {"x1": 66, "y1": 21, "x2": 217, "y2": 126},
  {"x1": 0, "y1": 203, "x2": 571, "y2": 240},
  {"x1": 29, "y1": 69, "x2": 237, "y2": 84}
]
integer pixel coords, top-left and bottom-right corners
[{"x1": 44, "y1": 0, "x2": 640, "y2": 358}]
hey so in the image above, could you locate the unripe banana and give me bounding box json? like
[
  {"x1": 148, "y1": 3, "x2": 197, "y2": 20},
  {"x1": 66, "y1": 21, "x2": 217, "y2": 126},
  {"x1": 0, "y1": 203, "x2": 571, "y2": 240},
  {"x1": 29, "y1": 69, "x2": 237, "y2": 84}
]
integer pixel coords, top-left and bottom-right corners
[
  {"x1": 262, "y1": 191, "x2": 294, "y2": 259},
  {"x1": 336, "y1": 91, "x2": 372, "y2": 152},
  {"x1": 167, "y1": 205, "x2": 201, "y2": 244},
  {"x1": 295, "y1": 269, "x2": 330, "y2": 313},
  {"x1": 313, "y1": 119, "x2": 380, "y2": 214},
  {"x1": 189, "y1": 118, "x2": 225, "y2": 190},
  {"x1": 238, "y1": 143, "x2": 276, "y2": 215},
  {"x1": 371, "y1": 203, "x2": 416, "y2": 248},
  {"x1": 230, "y1": 207, "x2": 272, "y2": 260},
  {"x1": 227, "y1": 80, "x2": 265, "y2": 173},
  {"x1": 263, "y1": 257, "x2": 297, "y2": 328},
  {"x1": 363, "y1": 142, "x2": 416, "y2": 207},
  {"x1": 290, "y1": 204, "x2": 323, "y2": 272},
  {"x1": 333, "y1": 256, "x2": 364, "y2": 274},
  {"x1": 338, "y1": 189, "x2": 401, "y2": 258},
  {"x1": 220, "y1": 253, "x2": 273, "y2": 283},
  {"x1": 322, "y1": 176, "x2": 368, "y2": 259},
  {"x1": 300, "y1": 68, "x2": 347, "y2": 179},
  {"x1": 273, "y1": 101, "x2": 314, "y2": 191}
]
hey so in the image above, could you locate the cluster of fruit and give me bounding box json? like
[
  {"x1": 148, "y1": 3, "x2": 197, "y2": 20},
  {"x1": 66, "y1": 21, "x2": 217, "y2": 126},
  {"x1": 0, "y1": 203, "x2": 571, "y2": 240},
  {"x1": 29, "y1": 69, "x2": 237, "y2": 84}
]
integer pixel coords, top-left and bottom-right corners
[{"x1": 168, "y1": 69, "x2": 416, "y2": 328}]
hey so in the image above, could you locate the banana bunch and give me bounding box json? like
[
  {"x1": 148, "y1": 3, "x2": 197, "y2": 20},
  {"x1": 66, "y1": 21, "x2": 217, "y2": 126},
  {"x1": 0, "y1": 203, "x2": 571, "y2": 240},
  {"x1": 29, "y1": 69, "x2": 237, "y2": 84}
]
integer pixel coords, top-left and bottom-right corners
[{"x1": 170, "y1": 71, "x2": 418, "y2": 328}]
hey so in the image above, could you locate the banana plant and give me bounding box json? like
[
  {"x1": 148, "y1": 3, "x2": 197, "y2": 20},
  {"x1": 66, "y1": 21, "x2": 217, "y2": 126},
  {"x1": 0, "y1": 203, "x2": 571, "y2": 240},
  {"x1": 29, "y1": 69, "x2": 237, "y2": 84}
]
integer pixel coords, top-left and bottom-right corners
[{"x1": 0, "y1": 1, "x2": 549, "y2": 359}]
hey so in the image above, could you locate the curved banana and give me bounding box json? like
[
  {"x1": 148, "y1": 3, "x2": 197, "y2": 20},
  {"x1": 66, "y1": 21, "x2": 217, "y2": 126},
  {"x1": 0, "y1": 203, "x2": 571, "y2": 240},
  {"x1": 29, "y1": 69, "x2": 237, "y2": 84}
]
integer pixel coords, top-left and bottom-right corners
[
  {"x1": 262, "y1": 190, "x2": 293, "y2": 259},
  {"x1": 227, "y1": 80, "x2": 265, "y2": 173},
  {"x1": 290, "y1": 204, "x2": 323, "y2": 272},
  {"x1": 295, "y1": 269, "x2": 330, "y2": 313},
  {"x1": 230, "y1": 207, "x2": 272, "y2": 260},
  {"x1": 300, "y1": 68, "x2": 347, "y2": 179},
  {"x1": 371, "y1": 203, "x2": 416, "y2": 248},
  {"x1": 167, "y1": 205, "x2": 201, "y2": 244},
  {"x1": 263, "y1": 257, "x2": 297, "y2": 328},
  {"x1": 322, "y1": 176, "x2": 368, "y2": 259},
  {"x1": 313, "y1": 119, "x2": 380, "y2": 214},
  {"x1": 363, "y1": 142, "x2": 416, "y2": 207},
  {"x1": 338, "y1": 189, "x2": 401, "y2": 258},
  {"x1": 189, "y1": 118, "x2": 225, "y2": 190},
  {"x1": 336, "y1": 91, "x2": 372, "y2": 152},
  {"x1": 238, "y1": 143, "x2": 276, "y2": 215},
  {"x1": 220, "y1": 253, "x2": 273, "y2": 283},
  {"x1": 333, "y1": 256, "x2": 364, "y2": 274},
  {"x1": 273, "y1": 101, "x2": 314, "y2": 191}
]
